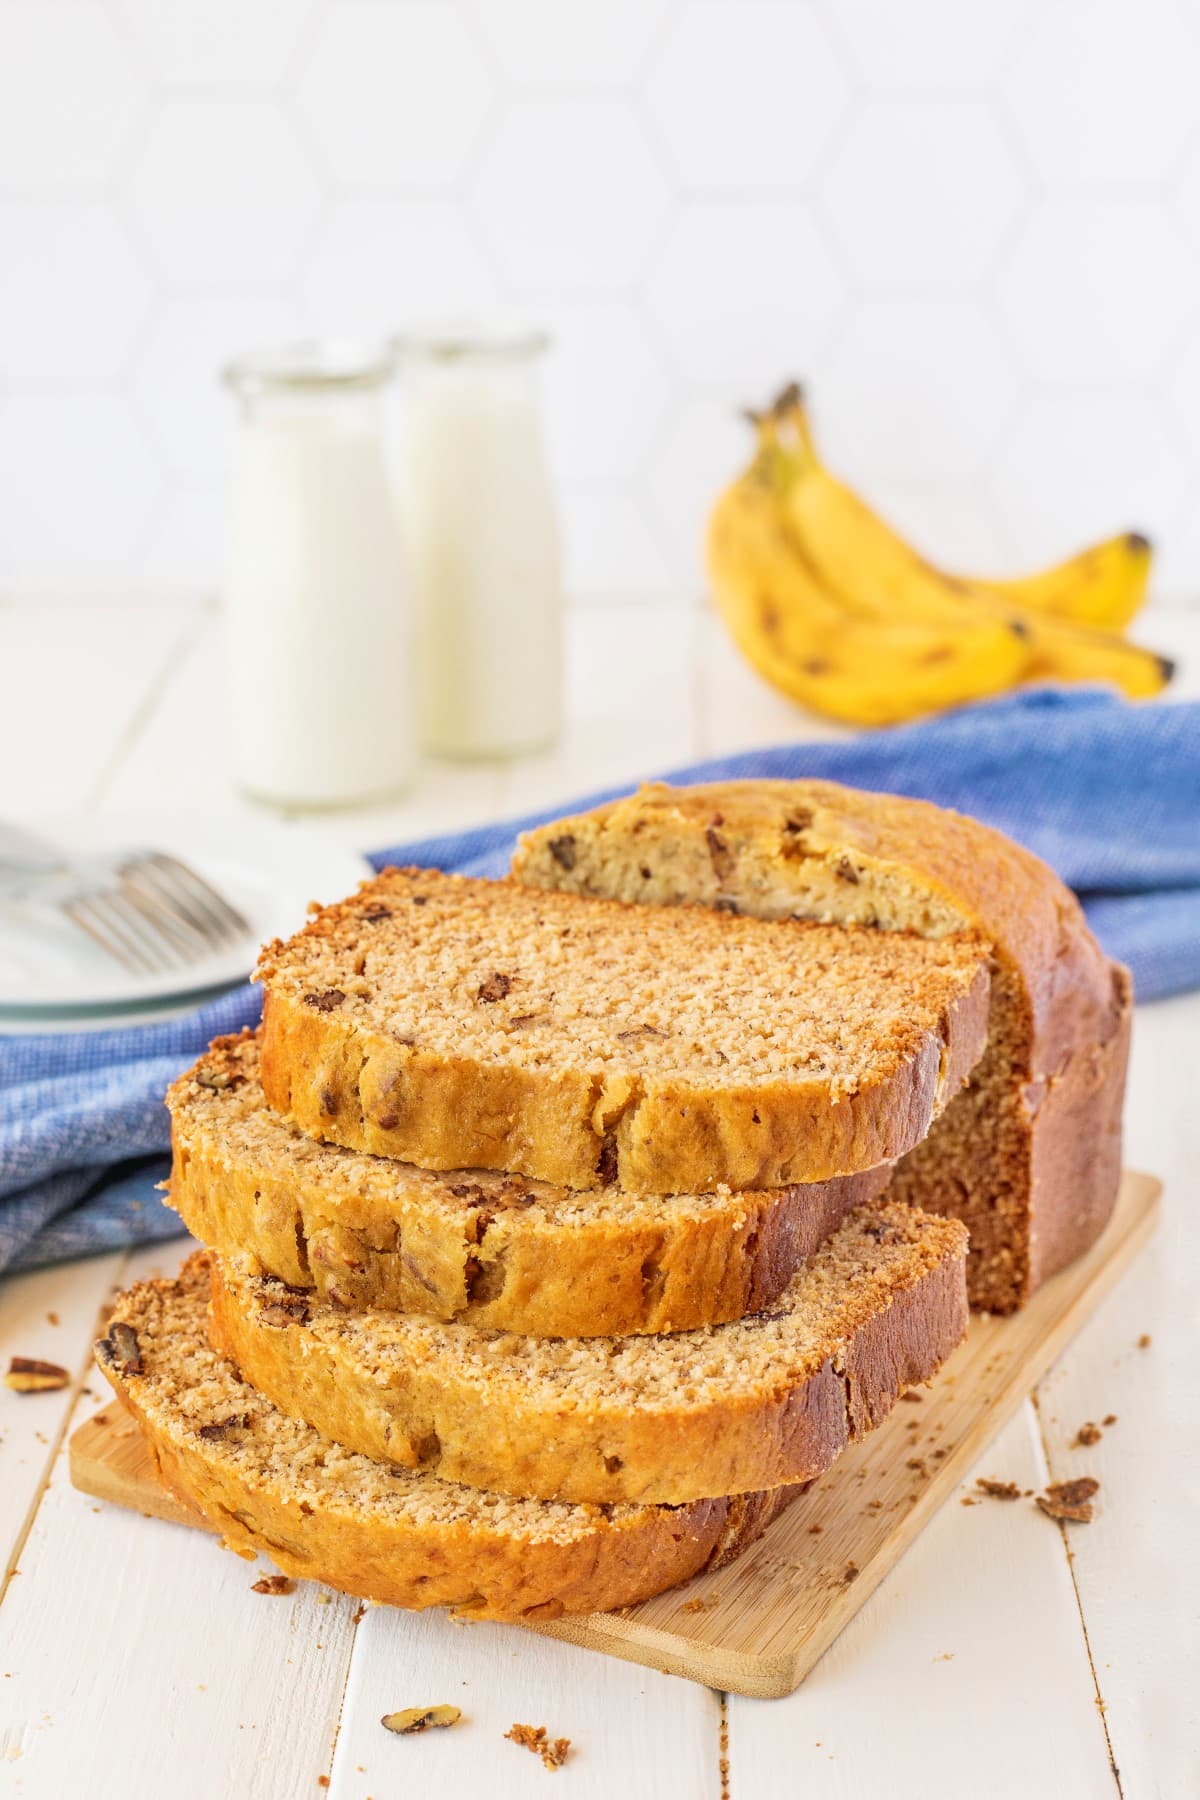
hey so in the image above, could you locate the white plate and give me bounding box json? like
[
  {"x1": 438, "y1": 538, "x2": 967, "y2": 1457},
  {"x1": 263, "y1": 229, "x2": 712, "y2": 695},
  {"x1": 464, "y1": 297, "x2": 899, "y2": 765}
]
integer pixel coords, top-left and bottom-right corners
[{"x1": 0, "y1": 814, "x2": 373, "y2": 1017}]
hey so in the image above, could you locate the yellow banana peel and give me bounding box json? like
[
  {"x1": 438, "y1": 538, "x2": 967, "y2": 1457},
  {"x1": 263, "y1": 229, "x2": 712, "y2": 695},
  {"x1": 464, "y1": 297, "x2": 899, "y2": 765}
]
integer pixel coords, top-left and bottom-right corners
[
  {"x1": 965, "y1": 532, "x2": 1152, "y2": 632},
  {"x1": 705, "y1": 385, "x2": 1172, "y2": 727},
  {"x1": 1013, "y1": 610, "x2": 1173, "y2": 699},
  {"x1": 773, "y1": 387, "x2": 1154, "y2": 634},
  {"x1": 707, "y1": 460, "x2": 1030, "y2": 728}
]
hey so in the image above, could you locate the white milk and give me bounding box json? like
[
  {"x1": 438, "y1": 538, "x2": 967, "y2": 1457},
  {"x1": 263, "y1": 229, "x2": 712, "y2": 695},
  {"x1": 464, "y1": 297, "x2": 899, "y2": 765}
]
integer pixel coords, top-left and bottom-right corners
[
  {"x1": 398, "y1": 333, "x2": 563, "y2": 759},
  {"x1": 224, "y1": 348, "x2": 412, "y2": 808}
]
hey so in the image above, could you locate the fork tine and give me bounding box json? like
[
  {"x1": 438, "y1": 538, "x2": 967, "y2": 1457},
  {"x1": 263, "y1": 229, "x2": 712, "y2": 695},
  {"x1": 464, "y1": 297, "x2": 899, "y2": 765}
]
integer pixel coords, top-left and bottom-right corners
[
  {"x1": 118, "y1": 875, "x2": 212, "y2": 961},
  {"x1": 64, "y1": 893, "x2": 162, "y2": 975},
  {"x1": 161, "y1": 853, "x2": 251, "y2": 936},
  {"x1": 62, "y1": 897, "x2": 141, "y2": 973},
  {"x1": 94, "y1": 887, "x2": 183, "y2": 974},
  {"x1": 126, "y1": 860, "x2": 233, "y2": 951},
  {"x1": 120, "y1": 861, "x2": 213, "y2": 944},
  {"x1": 118, "y1": 866, "x2": 213, "y2": 952},
  {"x1": 136, "y1": 853, "x2": 250, "y2": 941}
]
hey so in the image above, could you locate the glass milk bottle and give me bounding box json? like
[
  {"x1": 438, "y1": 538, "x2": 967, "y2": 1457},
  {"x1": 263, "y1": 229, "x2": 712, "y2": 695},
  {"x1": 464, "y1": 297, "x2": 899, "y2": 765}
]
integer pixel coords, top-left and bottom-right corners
[
  {"x1": 396, "y1": 329, "x2": 563, "y2": 759},
  {"x1": 222, "y1": 345, "x2": 413, "y2": 807}
]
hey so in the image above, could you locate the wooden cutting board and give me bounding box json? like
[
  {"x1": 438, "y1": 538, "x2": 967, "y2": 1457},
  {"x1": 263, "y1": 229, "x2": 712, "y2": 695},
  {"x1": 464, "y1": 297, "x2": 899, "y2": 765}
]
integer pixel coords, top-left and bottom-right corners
[{"x1": 70, "y1": 1169, "x2": 1159, "y2": 1699}]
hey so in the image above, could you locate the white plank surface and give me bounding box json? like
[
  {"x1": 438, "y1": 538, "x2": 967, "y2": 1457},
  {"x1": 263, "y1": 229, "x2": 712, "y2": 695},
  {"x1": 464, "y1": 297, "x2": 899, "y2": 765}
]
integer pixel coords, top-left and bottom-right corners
[
  {"x1": 728, "y1": 1406, "x2": 1118, "y2": 1799},
  {"x1": 329, "y1": 1608, "x2": 723, "y2": 1800},
  {"x1": 1, "y1": 1240, "x2": 363, "y2": 1800},
  {"x1": 0, "y1": 1253, "x2": 125, "y2": 1583},
  {"x1": 0, "y1": 597, "x2": 1196, "y2": 1797},
  {"x1": 1031, "y1": 993, "x2": 1200, "y2": 1798},
  {"x1": 0, "y1": 603, "x2": 198, "y2": 818},
  {"x1": 1, "y1": 1413, "x2": 361, "y2": 1800}
]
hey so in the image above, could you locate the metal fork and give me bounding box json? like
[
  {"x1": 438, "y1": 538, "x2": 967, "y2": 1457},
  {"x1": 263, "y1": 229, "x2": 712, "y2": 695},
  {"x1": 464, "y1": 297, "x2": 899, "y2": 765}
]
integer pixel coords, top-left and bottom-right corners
[{"x1": 0, "y1": 824, "x2": 252, "y2": 977}]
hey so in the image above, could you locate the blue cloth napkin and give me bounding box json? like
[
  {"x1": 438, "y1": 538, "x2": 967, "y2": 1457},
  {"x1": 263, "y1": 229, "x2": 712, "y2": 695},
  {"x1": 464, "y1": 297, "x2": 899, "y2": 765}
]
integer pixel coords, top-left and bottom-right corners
[{"x1": 2, "y1": 686, "x2": 1197, "y2": 1276}]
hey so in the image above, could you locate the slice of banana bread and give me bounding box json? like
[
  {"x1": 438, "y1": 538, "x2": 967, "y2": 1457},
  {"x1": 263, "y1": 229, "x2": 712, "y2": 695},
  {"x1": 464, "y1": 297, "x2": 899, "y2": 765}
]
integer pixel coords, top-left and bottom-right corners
[
  {"x1": 168, "y1": 1032, "x2": 891, "y2": 1337},
  {"x1": 94, "y1": 1255, "x2": 798, "y2": 1623},
  {"x1": 255, "y1": 867, "x2": 991, "y2": 1194},
  {"x1": 207, "y1": 1198, "x2": 968, "y2": 1506},
  {"x1": 513, "y1": 778, "x2": 1132, "y2": 1310}
]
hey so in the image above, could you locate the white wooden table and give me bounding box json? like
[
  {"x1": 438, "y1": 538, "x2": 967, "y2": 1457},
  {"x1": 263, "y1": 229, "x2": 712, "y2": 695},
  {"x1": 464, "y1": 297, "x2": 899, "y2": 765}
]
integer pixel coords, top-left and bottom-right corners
[{"x1": 1, "y1": 598, "x2": 1197, "y2": 1799}]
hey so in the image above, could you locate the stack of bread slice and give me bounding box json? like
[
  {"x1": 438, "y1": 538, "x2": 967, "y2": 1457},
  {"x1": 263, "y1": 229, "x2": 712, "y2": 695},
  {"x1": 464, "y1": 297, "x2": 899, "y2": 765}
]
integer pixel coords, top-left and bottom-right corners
[{"x1": 95, "y1": 780, "x2": 1130, "y2": 1623}]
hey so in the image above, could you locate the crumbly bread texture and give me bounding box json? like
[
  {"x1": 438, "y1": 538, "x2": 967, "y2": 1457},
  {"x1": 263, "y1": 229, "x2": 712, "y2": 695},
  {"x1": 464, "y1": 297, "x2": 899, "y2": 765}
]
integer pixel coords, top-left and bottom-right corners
[
  {"x1": 94, "y1": 1255, "x2": 799, "y2": 1623},
  {"x1": 168, "y1": 1032, "x2": 891, "y2": 1338},
  {"x1": 514, "y1": 779, "x2": 1131, "y2": 1310},
  {"x1": 207, "y1": 1198, "x2": 968, "y2": 1505},
  {"x1": 255, "y1": 867, "x2": 990, "y2": 1195}
]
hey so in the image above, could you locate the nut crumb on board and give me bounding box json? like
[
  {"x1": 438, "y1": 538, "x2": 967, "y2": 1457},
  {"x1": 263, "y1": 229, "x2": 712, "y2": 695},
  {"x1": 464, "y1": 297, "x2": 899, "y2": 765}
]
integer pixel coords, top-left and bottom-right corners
[
  {"x1": 251, "y1": 1575, "x2": 295, "y2": 1596},
  {"x1": 381, "y1": 1705, "x2": 461, "y2": 1736},
  {"x1": 1102, "y1": 1413, "x2": 1118, "y2": 1427},
  {"x1": 1137, "y1": 1334, "x2": 1152, "y2": 1349},
  {"x1": 46, "y1": 1312, "x2": 59, "y2": 1327},
  {"x1": 1037, "y1": 1477, "x2": 1100, "y2": 1524},
  {"x1": 1073, "y1": 1422, "x2": 1103, "y2": 1447},
  {"x1": 4, "y1": 1357, "x2": 70, "y2": 1393},
  {"x1": 842, "y1": 1562, "x2": 859, "y2": 1584},
  {"x1": 506, "y1": 1724, "x2": 571, "y2": 1770},
  {"x1": 680, "y1": 1595, "x2": 717, "y2": 1614}
]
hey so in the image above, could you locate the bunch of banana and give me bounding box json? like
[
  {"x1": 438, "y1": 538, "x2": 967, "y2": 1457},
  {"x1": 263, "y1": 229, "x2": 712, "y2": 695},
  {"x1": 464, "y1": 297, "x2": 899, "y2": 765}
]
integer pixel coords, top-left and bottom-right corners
[{"x1": 706, "y1": 383, "x2": 1172, "y2": 728}]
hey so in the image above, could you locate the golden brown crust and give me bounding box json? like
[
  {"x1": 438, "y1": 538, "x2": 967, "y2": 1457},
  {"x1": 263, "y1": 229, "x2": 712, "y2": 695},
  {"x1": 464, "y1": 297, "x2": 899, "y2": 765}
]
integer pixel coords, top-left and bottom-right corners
[
  {"x1": 514, "y1": 778, "x2": 1130, "y2": 1310},
  {"x1": 255, "y1": 868, "x2": 991, "y2": 1195},
  {"x1": 206, "y1": 1203, "x2": 968, "y2": 1505},
  {"x1": 1026, "y1": 963, "x2": 1131, "y2": 1293},
  {"x1": 514, "y1": 778, "x2": 1120, "y2": 1063},
  {"x1": 168, "y1": 1032, "x2": 893, "y2": 1337},
  {"x1": 95, "y1": 1256, "x2": 800, "y2": 1623}
]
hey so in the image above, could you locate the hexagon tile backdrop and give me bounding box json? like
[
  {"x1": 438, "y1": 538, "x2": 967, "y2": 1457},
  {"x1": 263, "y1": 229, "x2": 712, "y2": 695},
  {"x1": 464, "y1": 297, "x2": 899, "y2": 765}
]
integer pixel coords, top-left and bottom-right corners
[{"x1": 1, "y1": 0, "x2": 1199, "y2": 604}]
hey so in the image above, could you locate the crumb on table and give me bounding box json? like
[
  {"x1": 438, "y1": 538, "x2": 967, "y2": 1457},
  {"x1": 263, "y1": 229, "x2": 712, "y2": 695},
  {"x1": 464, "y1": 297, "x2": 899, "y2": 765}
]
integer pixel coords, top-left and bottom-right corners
[
  {"x1": 1037, "y1": 1477, "x2": 1100, "y2": 1524},
  {"x1": 506, "y1": 1723, "x2": 571, "y2": 1770},
  {"x1": 251, "y1": 1574, "x2": 295, "y2": 1596},
  {"x1": 975, "y1": 1478, "x2": 1020, "y2": 1501},
  {"x1": 381, "y1": 1705, "x2": 461, "y2": 1736},
  {"x1": 4, "y1": 1357, "x2": 70, "y2": 1393}
]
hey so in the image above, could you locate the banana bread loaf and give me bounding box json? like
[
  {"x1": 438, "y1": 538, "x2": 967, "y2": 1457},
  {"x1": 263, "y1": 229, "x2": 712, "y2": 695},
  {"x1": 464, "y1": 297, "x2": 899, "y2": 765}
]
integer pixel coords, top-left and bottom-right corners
[
  {"x1": 255, "y1": 867, "x2": 991, "y2": 1194},
  {"x1": 207, "y1": 1198, "x2": 968, "y2": 1505},
  {"x1": 94, "y1": 1255, "x2": 798, "y2": 1622},
  {"x1": 514, "y1": 779, "x2": 1131, "y2": 1310},
  {"x1": 168, "y1": 1031, "x2": 891, "y2": 1337}
]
